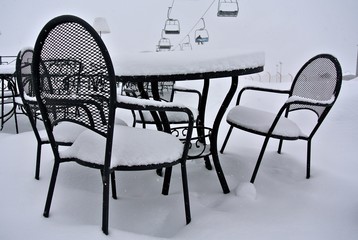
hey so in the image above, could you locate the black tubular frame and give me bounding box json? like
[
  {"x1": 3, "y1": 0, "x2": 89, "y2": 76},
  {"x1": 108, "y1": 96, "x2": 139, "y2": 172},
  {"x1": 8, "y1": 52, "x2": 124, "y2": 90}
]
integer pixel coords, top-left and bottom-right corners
[
  {"x1": 220, "y1": 54, "x2": 342, "y2": 183},
  {"x1": 0, "y1": 69, "x2": 18, "y2": 132},
  {"x1": 15, "y1": 47, "x2": 50, "y2": 180},
  {"x1": 32, "y1": 15, "x2": 194, "y2": 235},
  {"x1": 122, "y1": 79, "x2": 213, "y2": 172},
  {"x1": 32, "y1": 15, "x2": 117, "y2": 235}
]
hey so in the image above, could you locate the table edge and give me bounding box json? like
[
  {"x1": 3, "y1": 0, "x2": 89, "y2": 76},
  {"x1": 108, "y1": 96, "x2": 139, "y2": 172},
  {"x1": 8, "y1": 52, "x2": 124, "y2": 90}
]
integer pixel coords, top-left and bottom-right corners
[{"x1": 116, "y1": 66, "x2": 264, "y2": 82}]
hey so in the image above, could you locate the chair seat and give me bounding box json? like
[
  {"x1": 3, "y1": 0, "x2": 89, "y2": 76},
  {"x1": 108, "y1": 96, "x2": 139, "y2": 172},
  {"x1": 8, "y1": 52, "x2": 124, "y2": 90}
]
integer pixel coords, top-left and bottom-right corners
[
  {"x1": 227, "y1": 106, "x2": 306, "y2": 139},
  {"x1": 1, "y1": 90, "x2": 15, "y2": 98},
  {"x1": 136, "y1": 106, "x2": 198, "y2": 123},
  {"x1": 61, "y1": 125, "x2": 184, "y2": 168},
  {"x1": 14, "y1": 96, "x2": 23, "y2": 105},
  {"x1": 39, "y1": 122, "x2": 89, "y2": 143},
  {"x1": 39, "y1": 118, "x2": 127, "y2": 143}
]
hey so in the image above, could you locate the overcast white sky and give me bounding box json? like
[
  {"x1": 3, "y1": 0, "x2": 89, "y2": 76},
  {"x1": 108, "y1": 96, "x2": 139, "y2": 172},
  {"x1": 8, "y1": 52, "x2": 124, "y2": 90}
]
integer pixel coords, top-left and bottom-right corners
[{"x1": 1, "y1": 0, "x2": 358, "y2": 74}]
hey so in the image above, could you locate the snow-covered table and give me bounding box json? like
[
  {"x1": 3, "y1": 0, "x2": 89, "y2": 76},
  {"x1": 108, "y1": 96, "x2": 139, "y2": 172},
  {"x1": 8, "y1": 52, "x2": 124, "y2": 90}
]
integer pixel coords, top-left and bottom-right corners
[
  {"x1": 0, "y1": 63, "x2": 17, "y2": 130},
  {"x1": 114, "y1": 49, "x2": 265, "y2": 194},
  {"x1": 0, "y1": 63, "x2": 16, "y2": 75}
]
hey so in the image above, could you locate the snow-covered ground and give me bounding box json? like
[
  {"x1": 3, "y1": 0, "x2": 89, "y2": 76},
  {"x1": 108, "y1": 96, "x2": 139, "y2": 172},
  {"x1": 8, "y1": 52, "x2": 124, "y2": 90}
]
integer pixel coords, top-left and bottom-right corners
[
  {"x1": 1, "y1": 0, "x2": 358, "y2": 239},
  {"x1": 1, "y1": 75, "x2": 358, "y2": 239}
]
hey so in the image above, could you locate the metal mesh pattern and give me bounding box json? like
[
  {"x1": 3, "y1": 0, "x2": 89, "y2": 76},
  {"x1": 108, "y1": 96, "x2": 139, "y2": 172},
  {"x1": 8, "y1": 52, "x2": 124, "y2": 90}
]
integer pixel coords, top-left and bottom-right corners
[
  {"x1": 37, "y1": 20, "x2": 111, "y2": 136},
  {"x1": 17, "y1": 49, "x2": 42, "y2": 123},
  {"x1": 19, "y1": 50, "x2": 35, "y2": 98},
  {"x1": 289, "y1": 56, "x2": 339, "y2": 117},
  {"x1": 122, "y1": 81, "x2": 175, "y2": 101}
]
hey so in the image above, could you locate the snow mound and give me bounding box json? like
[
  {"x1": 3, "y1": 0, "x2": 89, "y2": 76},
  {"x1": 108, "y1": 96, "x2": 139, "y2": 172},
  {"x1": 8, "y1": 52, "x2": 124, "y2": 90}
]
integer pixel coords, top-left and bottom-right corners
[{"x1": 235, "y1": 182, "x2": 257, "y2": 200}]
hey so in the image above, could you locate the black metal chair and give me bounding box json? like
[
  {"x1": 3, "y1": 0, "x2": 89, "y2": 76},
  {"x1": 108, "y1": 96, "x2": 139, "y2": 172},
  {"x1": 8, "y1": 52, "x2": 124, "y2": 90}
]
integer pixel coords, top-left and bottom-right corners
[
  {"x1": 16, "y1": 47, "x2": 92, "y2": 180},
  {"x1": 0, "y1": 61, "x2": 21, "y2": 133},
  {"x1": 32, "y1": 15, "x2": 194, "y2": 235},
  {"x1": 122, "y1": 81, "x2": 201, "y2": 127},
  {"x1": 122, "y1": 81, "x2": 213, "y2": 171},
  {"x1": 220, "y1": 54, "x2": 342, "y2": 183}
]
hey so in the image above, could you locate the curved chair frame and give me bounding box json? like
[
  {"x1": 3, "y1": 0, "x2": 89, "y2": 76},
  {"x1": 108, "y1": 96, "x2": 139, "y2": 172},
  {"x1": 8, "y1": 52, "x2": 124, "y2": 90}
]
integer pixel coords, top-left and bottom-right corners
[
  {"x1": 220, "y1": 54, "x2": 342, "y2": 183},
  {"x1": 32, "y1": 15, "x2": 194, "y2": 235}
]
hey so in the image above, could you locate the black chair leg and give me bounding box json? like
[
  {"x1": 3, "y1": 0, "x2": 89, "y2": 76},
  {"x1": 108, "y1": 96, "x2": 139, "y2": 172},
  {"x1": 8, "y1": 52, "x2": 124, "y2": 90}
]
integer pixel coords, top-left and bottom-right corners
[
  {"x1": 35, "y1": 143, "x2": 42, "y2": 180},
  {"x1": 100, "y1": 170, "x2": 117, "y2": 199},
  {"x1": 110, "y1": 172, "x2": 117, "y2": 199},
  {"x1": 162, "y1": 167, "x2": 172, "y2": 195},
  {"x1": 211, "y1": 135, "x2": 230, "y2": 194},
  {"x1": 250, "y1": 136, "x2": 270, "y2": 184},
  {"x1": 102, "y1": 171, "x2": 110, "y2": 235},
  {"x1": 204, "y1": 156, "x2": 212, "y2": 170},
  {"x1": 156, "y1": 168, "x2": 163, "y2": 177},
  {"x1": 43, "y1": 161, "x2": 60, "y2": 218},
  {"x1": 306, "y1": 140, "x2": 311, "y2": 179},
  {"x1": 220, "y1": 126, "x2": 234, "y2": 154},
  {"x1": 14, "y1": 106, "x2": 19, "y2": 134},
  {"x1": 278, "y1": 138, "x2": 283, "y2": 154},
  {"x1": 130, "y1": 110, "x2": 136, "y2": 127},
  {"x1": 180, "y1": 162, "x2": 191, "y2": 224}
]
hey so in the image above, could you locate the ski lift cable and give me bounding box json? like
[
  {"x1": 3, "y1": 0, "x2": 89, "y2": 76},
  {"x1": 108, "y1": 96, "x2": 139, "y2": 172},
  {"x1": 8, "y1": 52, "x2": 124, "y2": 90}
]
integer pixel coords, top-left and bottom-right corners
[
  {"x1": 173, "y1": 0, "x2": 217, "y2": 50},
  {"x1": 168, "y1": 0, "x2": 176, "y2": 18}
]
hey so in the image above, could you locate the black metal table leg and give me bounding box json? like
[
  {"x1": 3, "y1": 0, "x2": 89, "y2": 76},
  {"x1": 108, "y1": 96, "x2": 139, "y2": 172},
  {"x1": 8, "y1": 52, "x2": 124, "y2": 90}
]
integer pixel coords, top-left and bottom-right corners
[
  {"x1": 0, "y1": 75, "x2": 16, "y2": 130},
  {"x1": 1, "y1": 77, "x2": 4, "y2": 130},
  {"x1": 210, "y1": 75, "x2": 238, "y2": 194},
  {"x1": 198, "y1": 79, "x2": 212, "y2": 170}
]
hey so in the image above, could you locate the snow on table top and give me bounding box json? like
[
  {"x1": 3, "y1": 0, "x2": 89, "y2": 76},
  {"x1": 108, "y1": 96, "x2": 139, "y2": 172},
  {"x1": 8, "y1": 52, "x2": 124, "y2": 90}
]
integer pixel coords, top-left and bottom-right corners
[
  {"x1": 0, "y1": 63, "x2": 15, "y2": 75},
  {"x1": 113, "y1": 49, "x2": 265, "y2": 76},
  {"x1": 1, "y1": 49, "x2": 265, "y2": 77}
]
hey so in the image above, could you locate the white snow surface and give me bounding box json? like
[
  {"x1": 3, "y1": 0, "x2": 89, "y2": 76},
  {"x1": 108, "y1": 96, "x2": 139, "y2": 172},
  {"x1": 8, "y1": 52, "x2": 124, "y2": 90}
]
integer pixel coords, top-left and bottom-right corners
[
  {"x1": 0, "y1": 64, "x2": 15, "y2": 74},
  {"x1": 1, "y1": 77, "x2": 358, "y2": 240},
  {"x1": 1, "y1": 0, "x2": 358, "y2": 238},
  {"x1": 113, "y1": 49, "x2": 265, "y2": 76},
  {"x1": 226, "y1": 105, "x2": 304, "y2": 138},
  {"x1": 61, "y1": 125, "x2": 184, "y2": 168}
]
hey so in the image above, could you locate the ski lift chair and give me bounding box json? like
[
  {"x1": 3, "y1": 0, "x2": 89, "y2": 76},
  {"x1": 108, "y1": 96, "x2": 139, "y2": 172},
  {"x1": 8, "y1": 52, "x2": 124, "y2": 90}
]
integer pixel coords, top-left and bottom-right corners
[
  {"x1": 195, "y1": 18, "x2": 209, "y2": 45},
  {"x1": 164, "y1": 7, "x2": 180, "y2": 34},
  {"x1": 33, "y1": 15, "x2": 194, "y2": 235},
  {"x1": 217, "y1": 0, "x2": 239, "y2": 17},
  {"x1": 157, "y1": 29, "x2": 173, "y2": 52},
  {"x1": 220, "y1": 54, "x2": 342, "y2": 183},
  {"x1": 164, "y1": 19, "x2": 180, "y2": 34},
  {"x1": 181, "y1": 42, "x2": 192, "y2": 51},
  {"x1": 157, "y1": 37, "x2": 172, "y2": 52},
  {"x1": 181, "y1": 35, "x2": 193, "y2": 51}
]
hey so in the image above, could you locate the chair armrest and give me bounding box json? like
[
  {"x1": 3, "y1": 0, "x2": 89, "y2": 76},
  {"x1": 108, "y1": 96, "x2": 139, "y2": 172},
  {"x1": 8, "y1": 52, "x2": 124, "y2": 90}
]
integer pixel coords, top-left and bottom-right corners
[
  {"x1": 240, "y1": 86, "x2": 290, "y2": 94},
  {"x1": 174, "y1": 86, "x2": 201, "y2": 94},
  {"x1": 117, "y1": 95, "x2": 193, "y2": 114},
  {"x1": 236, "y1": 86, "x2": 290, "y2": 105},
  {"x1": 23, "y1": 93, "x2": 37, "y2": 102},
  {"x1": 173, "y1": 86, "x2": 201, "y2": 110},
  {"x1": 285, "y1": 95, "x2": 335, "y2": 107},
  {"x1": 117, "y1": 95, "x2": 195, "y2": 151}
]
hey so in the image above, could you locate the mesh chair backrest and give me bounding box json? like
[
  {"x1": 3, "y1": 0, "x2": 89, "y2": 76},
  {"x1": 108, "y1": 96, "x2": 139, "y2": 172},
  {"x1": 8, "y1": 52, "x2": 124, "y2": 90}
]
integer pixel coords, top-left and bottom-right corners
[
  {"x1": 32, "y1": 15, "x2": 116, "y2": 137},
  {"x1": 15, "y1": 48, "x2": 40, "y2": 124},
  {"x1": 16, "y1": 48, "x2": 34, "y2": 102},
  {"x1": 289, "y1": 54, "x2": 342, "y2": 118},
  {"x1": 40, "y1": 59, "x2": 82, "y2": 94}
]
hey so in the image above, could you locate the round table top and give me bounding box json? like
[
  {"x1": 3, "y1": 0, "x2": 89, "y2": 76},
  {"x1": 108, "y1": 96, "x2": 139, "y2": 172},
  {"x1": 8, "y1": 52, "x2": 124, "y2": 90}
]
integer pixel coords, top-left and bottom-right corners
[
  {"x1": 0, "y1": 64, "x2": 15, "y2": 76},
  {"x1": 113, "y1": 49, "x2": 265, "y2": 82}
]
